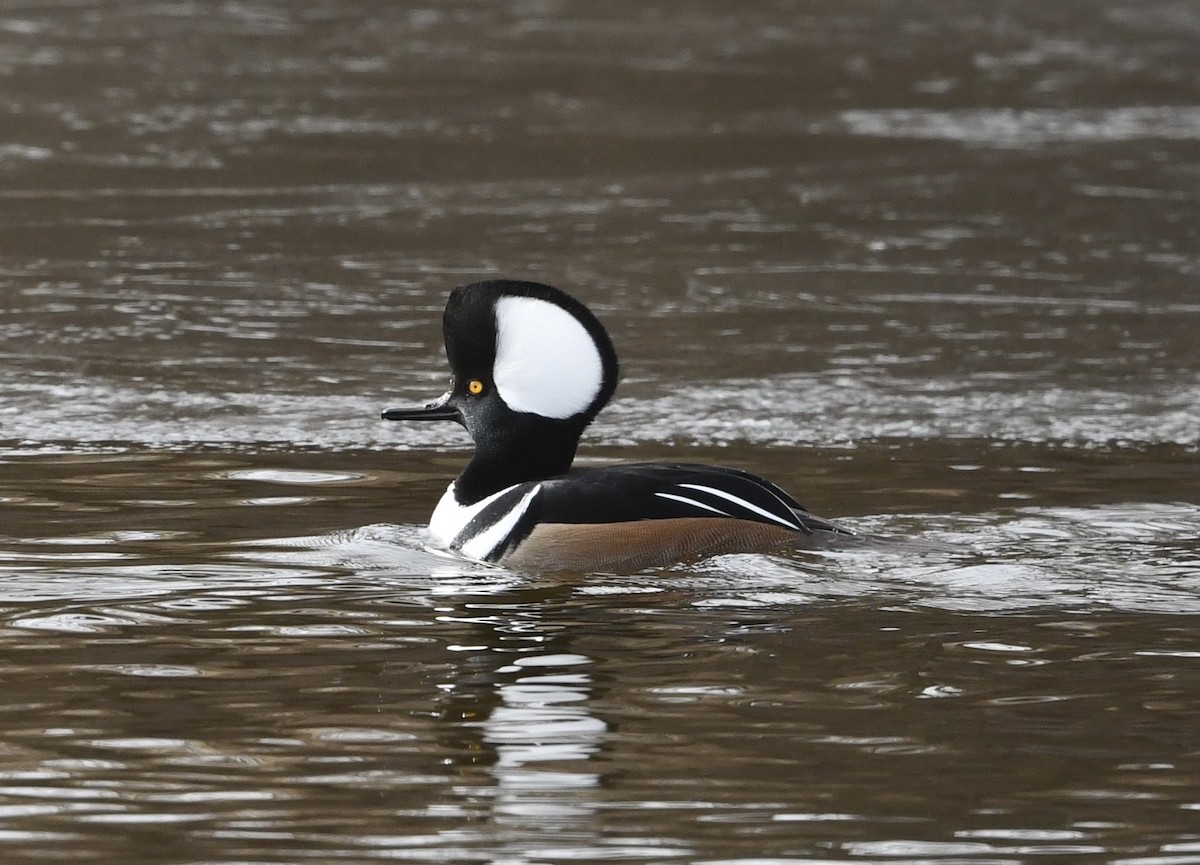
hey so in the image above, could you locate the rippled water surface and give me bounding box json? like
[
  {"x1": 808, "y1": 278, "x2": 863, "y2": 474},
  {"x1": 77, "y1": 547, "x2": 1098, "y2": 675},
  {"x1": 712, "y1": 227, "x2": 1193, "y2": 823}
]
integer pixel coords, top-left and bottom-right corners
[{"x1": 2, "y1": 1, "x2": 1200, "y2": 863}]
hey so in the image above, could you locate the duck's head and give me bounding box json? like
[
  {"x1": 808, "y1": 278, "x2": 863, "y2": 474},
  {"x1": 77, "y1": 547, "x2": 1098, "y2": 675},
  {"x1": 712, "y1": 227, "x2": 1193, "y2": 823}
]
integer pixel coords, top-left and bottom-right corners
[{"x1": 383, "y1": 280, "x2": 619, "y2": 493}]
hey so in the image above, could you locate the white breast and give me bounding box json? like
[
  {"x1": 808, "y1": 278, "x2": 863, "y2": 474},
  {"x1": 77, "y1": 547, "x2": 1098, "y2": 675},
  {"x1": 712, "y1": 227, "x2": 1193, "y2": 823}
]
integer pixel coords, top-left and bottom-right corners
[{"x1": 428, "y1": 481, "x2": 542, "y2": 562}]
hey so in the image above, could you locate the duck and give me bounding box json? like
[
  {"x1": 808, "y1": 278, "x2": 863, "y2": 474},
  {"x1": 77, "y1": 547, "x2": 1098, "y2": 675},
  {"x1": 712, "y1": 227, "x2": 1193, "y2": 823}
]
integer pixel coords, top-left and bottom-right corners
[{"x1": 383, "y1": 279, "x2": 851, "y2": 572}]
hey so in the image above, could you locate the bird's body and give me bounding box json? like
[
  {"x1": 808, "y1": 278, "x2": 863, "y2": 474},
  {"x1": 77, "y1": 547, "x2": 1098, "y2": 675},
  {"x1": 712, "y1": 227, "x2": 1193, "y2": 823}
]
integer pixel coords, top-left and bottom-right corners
[{"x1": 383, "y1": 280, "x2": 850, "y2": 572}]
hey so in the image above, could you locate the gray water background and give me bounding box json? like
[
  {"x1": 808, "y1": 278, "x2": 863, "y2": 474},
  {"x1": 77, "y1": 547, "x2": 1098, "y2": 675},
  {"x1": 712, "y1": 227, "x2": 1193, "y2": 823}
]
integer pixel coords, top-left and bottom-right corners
[{"x1": 2, "y1": 2, "x2": 1199, "y2": 863}]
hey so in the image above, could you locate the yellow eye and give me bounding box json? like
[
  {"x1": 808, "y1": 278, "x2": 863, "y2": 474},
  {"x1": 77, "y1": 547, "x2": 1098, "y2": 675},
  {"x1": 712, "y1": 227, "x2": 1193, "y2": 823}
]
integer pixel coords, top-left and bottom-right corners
[{"x1": 467, "y1": 379, "x2": 485, "y2": 395}]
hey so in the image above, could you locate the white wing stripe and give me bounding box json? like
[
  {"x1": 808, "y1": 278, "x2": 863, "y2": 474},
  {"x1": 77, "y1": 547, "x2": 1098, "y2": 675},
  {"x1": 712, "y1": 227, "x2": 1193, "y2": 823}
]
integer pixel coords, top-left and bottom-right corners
[
  {"x1": 676, "y1": 483, "x2": 800, "y2": 530},
  {"x1": 654, "y1": 492, "x2": 730, "y2": 517}
]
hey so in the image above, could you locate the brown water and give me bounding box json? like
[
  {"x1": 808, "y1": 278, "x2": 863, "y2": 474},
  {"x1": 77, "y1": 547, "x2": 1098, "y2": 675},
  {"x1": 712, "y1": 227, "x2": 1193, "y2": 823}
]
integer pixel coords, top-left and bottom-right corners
[{"x1": 2, "y1": 2, "x2": 1200, "y2": 863}]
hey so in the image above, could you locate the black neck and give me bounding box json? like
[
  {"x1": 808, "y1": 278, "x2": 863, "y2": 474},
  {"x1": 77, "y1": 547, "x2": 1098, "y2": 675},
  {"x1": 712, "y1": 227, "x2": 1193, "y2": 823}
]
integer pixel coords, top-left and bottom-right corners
[{"x1": 453, "y1": 416, "x2": 584, "y2": 505}]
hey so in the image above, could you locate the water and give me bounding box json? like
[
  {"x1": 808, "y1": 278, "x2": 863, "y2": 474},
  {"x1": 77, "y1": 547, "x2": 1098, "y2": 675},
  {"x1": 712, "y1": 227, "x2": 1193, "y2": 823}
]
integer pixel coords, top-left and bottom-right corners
[{"x1": 2, "y1": 1, "x2": 1200, "y2": 862}]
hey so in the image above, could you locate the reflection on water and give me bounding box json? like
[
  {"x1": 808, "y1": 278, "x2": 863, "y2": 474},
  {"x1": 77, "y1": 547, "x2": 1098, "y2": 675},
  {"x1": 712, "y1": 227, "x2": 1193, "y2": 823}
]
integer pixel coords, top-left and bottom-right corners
[
  {"x1": 1, "y1": 512, "x2": 1199, "y2": 863},
  {"x1": 2, "y1": 0, "x2": 1200, "y2": 862},
  {"x1": 2, "y1": 447, "x2": 1199, "y2": 862},
  {"x1": 839, "y1": 106, "x2": 1200, "y2": 145}
]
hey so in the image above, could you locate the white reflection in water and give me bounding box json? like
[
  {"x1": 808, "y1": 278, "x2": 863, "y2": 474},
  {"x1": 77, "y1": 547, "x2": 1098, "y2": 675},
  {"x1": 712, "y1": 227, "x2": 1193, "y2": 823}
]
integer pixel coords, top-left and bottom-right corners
[
  {"x1": 0, "y1": 564, "x2": 342, "y2": 609},
  {"x1": 222, "y1": 469, "x2": 366, "y2": 484},
  {"x1": 610, "y1": 375, "x2": 1200, "y2": 448},
  {"x1": 5, "y1": 371, "x2": 1199, "y2": 450},
  {"x1": 840, "y1": 106, "x2": 1200, "y2": 145},
  {"x1": 485, "y1": 655, "x2": 604, "y2": 787},
  {"x1": 438, "y1": 601, "x2": 611, "y2": 833}
]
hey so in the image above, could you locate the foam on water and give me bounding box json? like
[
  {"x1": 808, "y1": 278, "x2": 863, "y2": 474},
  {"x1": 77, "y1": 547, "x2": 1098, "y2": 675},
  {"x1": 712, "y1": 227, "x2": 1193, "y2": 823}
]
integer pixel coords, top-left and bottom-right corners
[{"x1": 10, "y1": 502, "x2": 1190, "y2": 615}]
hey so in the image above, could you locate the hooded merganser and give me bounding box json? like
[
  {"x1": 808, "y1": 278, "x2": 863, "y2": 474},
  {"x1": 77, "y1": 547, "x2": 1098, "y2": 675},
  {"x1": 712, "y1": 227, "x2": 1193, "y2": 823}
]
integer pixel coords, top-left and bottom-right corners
[{"x1": 383, "y1": 279, "x2": 851, "y2": 572}]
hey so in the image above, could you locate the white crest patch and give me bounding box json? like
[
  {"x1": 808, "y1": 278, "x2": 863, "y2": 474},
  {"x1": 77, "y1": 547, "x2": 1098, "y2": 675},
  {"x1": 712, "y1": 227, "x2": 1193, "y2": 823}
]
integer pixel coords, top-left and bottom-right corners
[{"x1": 493, "y1": 295, "x2": 604, "y2": 419}]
